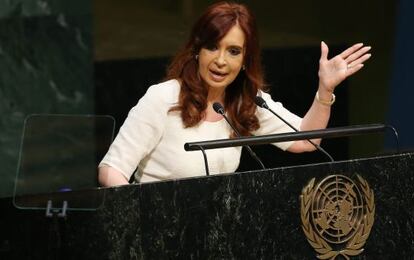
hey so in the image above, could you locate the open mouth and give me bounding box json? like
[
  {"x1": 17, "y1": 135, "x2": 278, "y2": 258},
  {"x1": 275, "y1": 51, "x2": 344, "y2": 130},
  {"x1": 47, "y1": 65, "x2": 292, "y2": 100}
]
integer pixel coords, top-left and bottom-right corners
[{"x1": 209, "y1": 69, "x2": 228, "y2": 81}]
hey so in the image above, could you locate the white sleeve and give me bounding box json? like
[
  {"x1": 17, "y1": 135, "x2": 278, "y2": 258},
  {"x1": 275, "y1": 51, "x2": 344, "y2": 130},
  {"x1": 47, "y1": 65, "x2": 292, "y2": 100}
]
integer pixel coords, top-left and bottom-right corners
[
  {"x1": 253, "y1": 91, "x2": 302, "y2": 151},
  {"x1": 99, "y1": 84, "x2": 170, "y2": 180}
]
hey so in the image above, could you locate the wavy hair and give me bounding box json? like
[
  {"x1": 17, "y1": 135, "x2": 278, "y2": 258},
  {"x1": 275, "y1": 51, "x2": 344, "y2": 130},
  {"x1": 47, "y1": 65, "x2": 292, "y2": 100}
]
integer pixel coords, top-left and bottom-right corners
[{"x1": 166, "y1": 1, "x2": 265, "y2": 136}]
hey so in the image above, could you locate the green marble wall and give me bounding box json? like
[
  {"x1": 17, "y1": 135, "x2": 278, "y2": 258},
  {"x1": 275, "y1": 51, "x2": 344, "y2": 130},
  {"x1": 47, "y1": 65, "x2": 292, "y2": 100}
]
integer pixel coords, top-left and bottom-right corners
[{"x1": 0, "y1": 0, "x2": 93, "y2": 198}]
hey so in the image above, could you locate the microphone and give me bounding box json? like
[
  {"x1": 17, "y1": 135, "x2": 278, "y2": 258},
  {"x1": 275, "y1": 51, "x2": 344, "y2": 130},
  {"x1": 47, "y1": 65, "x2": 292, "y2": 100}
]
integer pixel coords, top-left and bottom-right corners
[
  {"x1": 254, "y1": 96, "x2": 334, "y2": 162},
  {"x1": 212, "y1": 102, "x2": 266, "y2": 169}
]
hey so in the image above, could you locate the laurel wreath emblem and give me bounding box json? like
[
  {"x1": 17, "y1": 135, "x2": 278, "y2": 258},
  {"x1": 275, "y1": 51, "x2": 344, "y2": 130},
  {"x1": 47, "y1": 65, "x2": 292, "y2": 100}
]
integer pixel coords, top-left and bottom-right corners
[{"x1": 300, "y1": 175, "x2": 375, "y2": 259}]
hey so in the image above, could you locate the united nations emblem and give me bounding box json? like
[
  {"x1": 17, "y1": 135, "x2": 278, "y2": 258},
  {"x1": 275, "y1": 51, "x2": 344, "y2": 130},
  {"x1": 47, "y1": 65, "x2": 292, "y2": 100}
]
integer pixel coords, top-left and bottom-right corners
[{"x1": 300, "y1": 175, "x2": 375, "y2": 259}]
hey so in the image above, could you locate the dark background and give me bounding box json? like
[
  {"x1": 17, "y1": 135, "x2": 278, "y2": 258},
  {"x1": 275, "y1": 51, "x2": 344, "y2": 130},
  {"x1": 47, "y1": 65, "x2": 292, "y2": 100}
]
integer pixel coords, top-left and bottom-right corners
[{"x1": 92, "y1": 0, "x2": 399, "y2": 159}]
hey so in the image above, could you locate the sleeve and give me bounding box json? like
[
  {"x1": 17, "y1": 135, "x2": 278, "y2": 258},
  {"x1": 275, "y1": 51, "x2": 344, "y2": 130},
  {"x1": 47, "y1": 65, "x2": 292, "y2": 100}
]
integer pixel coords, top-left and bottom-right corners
[
  {"x1": 98, "y1": 84, "x2": 170, "y2": 180},
  {"x1": 253, "y1": 91, "x2": 302, "y2": 151}
]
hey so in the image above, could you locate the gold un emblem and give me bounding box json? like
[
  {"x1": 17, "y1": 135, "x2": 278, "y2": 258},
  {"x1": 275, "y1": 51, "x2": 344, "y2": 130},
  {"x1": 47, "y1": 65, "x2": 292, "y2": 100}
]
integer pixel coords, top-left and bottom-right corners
[{"x1": 300, "y1": 175, "x2": 375, "y2": 259}]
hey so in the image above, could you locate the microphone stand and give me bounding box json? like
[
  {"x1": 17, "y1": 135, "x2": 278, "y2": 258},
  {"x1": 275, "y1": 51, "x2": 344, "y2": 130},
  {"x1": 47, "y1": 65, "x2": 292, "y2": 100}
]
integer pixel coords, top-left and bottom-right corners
[
  {"x1": 212, "y1": 102, "x2": 266, "y2": 169},
  {"x1": 255, "y1": 96, "x2": 334, "y2": 162}
]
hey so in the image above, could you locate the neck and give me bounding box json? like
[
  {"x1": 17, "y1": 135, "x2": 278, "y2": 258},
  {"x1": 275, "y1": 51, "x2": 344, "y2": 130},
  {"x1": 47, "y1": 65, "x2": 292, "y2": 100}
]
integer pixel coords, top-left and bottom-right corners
[
  {"x1": 207, "y1": 88, "x2": 225, "y2": 106},
  {"x1": 204, "y1": 87, "x2": 226, "y2": 122}
]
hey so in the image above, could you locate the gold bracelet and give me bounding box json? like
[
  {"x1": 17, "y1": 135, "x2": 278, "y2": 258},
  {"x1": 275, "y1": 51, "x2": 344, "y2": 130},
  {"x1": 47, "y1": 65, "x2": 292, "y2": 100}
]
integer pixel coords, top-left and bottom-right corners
[{"x1": 315, "y1": 91, "x2": 335, "y2": 106}]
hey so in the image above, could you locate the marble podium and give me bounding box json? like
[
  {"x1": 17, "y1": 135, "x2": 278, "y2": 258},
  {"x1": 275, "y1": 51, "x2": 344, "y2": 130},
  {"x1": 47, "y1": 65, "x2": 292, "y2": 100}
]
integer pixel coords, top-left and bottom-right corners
[{"x1": 1, "y1": 152, "x2": 413, "y2": 259}]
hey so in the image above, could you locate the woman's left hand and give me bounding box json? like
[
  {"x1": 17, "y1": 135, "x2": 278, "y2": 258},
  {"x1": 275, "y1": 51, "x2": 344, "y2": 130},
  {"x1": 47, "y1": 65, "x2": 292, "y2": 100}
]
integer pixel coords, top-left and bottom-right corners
[{"x1": 318, "y1": 41, "x2": 371, "y2": 93}]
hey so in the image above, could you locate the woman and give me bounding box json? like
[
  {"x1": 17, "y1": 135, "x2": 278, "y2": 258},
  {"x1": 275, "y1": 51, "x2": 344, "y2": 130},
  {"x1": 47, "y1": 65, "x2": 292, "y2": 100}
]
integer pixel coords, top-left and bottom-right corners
[{"x1": 98, "y1": 2, "x2": 371, "y2": 187}]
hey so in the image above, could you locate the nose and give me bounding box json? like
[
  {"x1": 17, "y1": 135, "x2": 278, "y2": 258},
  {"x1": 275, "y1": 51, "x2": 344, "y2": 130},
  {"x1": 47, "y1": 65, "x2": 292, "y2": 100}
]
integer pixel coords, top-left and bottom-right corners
[{"x1": 215, "y1": 51, "x2": 226, "y2": 67}]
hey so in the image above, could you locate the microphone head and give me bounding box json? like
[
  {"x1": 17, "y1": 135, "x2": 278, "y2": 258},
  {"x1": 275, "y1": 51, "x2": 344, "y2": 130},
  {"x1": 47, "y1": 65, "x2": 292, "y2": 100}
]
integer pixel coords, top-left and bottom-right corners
[
  {"x1": 212, "y1": 102, "x2": 225, "y2": 115},
  {"x1": 254, "y1": 96, "x2": 268, "y2": 108}
]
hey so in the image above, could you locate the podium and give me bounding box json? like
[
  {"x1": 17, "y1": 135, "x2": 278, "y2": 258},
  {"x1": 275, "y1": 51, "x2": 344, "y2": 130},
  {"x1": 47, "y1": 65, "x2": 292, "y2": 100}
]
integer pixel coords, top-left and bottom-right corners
[{"x1": 1, "y1": 152, "x2": 413, "y2": 259}]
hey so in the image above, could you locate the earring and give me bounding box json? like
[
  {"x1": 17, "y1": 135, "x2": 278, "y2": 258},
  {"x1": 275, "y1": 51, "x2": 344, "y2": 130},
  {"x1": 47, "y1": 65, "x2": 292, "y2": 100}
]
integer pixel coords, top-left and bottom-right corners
[
  {"x1": 195, "y1": 55, "x2": 199, "y2": 60},
  {"x1": 242, "y1": 65, "x2": 246, "y2": 70}
]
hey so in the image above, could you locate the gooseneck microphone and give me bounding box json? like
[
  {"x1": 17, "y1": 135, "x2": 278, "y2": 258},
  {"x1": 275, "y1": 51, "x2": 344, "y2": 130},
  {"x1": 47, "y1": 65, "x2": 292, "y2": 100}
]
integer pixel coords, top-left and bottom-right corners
[
  {"x1": 254, "y1": 96, "x2": 334, "y2": 162},
  {"x1": 212, "y1": 102, "x2": 266, "y2": 169}
]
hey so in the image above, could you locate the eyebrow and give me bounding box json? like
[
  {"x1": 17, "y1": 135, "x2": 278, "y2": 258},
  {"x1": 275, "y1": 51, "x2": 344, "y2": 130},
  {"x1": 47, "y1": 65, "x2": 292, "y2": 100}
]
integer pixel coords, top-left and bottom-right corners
[{"x1": 227, "y1": 45, "x2": 243, "y2": 49}]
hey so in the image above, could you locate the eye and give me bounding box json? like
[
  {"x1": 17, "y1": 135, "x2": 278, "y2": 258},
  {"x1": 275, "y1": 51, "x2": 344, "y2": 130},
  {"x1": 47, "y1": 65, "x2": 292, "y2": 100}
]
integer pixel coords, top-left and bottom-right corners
[{"x1": 228, "y1": 47, "x2": 242, "y2": 56}]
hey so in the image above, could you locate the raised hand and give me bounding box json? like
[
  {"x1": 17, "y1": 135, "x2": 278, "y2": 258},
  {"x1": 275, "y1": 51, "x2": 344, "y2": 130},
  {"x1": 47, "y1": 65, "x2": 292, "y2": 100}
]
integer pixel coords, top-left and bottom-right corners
[{"x1": 318, "y1": 41, "x2": 371, "y2": 93}]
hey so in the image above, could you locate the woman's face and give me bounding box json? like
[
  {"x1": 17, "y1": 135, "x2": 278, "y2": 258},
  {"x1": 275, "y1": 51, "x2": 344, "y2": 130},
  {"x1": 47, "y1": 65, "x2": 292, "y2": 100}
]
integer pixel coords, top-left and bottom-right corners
[{"x1": 198, "y1": 24, "x2": 245, "y2": 94}]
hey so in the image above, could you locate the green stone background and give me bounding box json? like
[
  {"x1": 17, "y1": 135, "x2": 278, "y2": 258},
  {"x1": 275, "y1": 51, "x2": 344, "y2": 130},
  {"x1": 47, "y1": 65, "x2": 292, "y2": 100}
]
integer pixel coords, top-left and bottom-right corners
[{"x1": 0, "y1": 0, "x2": 93, "y2": 197}]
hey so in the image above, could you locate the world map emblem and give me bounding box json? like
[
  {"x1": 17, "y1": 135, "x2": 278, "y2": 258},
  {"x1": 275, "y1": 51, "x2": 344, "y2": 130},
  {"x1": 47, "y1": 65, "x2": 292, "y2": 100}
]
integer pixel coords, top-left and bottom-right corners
[{"x1": 300, "y1": 175, "x2": 375, "y2": 259}]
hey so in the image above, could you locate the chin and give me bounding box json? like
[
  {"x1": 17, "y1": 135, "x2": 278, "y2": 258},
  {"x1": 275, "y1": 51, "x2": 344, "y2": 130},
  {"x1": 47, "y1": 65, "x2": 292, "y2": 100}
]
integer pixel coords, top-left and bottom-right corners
[
  {"x1": 208, "y1": 77, "x2": 238, "y2": 89},
  {"x1": 207, "y1": 81, "x2": 229, "y2": 90}
]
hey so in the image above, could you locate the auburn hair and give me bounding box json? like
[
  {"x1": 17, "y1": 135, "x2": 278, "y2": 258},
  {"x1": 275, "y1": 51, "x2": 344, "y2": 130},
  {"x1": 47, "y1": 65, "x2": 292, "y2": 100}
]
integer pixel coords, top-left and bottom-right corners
[{"x1": 166, "y1": 1, "x2": 265, "y2": 137}]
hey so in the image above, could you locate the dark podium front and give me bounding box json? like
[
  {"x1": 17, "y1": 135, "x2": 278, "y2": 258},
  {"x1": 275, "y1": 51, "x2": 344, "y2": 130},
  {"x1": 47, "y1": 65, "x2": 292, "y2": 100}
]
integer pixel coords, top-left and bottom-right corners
[{"x1": 1, "y1": 152, "x2": 414, "y2": 259}]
